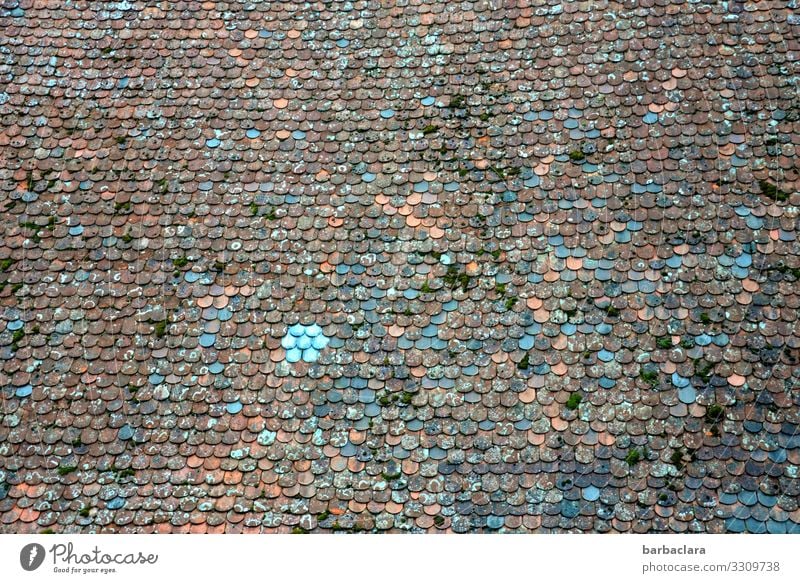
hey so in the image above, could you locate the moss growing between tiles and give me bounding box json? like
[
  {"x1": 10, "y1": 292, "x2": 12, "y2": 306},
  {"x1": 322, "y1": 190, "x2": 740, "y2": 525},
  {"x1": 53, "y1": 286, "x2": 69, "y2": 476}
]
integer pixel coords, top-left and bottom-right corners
[
  {"x1": 758, "y1": 179, "x2": 790, "y2": 202},
  {"x1": 565, "y1": 393, "x2": 582, "y2": 411},
  {"x1": 625, "y1": 449, "x2": 642, "y2": 466},
  {"x1": 705, "y1": 403, "x2": 725, "y2": 424},
  {"x1": 640, "y1": 369, "x2": 659, "y2": 386},
  {"x1": 442, "y1": 265, "x2": 472, "y2": 292},
  {"x1": 153, "y1": 320, "x2": 167, "y2": 338}
]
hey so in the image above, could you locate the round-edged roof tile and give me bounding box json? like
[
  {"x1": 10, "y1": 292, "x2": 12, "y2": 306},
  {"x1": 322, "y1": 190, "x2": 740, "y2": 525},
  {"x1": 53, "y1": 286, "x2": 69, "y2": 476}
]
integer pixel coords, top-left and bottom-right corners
[{"x1": 311, "y1": 335, "x2": 329, "y2": 350}]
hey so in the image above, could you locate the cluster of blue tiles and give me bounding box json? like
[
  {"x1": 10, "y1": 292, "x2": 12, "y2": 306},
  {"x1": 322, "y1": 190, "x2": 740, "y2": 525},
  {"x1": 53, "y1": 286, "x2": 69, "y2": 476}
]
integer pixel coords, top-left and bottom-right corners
[{"x1": 281, "y1": 324, "x2": 329, "y2": 362}]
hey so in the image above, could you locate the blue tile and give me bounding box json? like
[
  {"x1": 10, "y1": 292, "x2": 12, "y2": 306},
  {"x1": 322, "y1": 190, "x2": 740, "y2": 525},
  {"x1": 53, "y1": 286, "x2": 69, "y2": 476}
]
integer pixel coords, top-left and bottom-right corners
[
  {"x1": 731, "y1": 155, "x2": 747, "y2": 167},
  {"x1": 666, "y1": 256, "x2": 682, "y2": 268},
  {"x1": 199, "y1": 333, "x2": 216, "y2": 347},
  {"x1": 731, "y1": 266, "x2": 749, "y2": 279},
  {"x1": 695, "y1": 333, "x2": 712, "y2": 346},
  {"x1": 671, "y1": 373, "x2": 690, "y2": 388},
  {"x1": 627, "y1": 220, "x2": 643, "y2": 231},
  {"x1": 206, "y1": 138, "x2": 220, "y2": 148},
  {"x1": 768, "y1": 449, "x2": 787, "y2": 464},
  {"x1": 311, "y1": 335, "x2": 329, "y2": 350},
  {"x1": 523, "y1": 174, "x2": 540, "y2": 188},
  {"x1": 302, "y1": 348, "x2": 320, "y2": 362},
  {"x1": 246, "y1": 128, "x2": 261, "y2": 138},
  {"x1": 15, "y1": 384, "x2": 32, "y2": 398},
  {"x1": 415, "y1": 337, "x2": 431, "y2": 350},
  {"x1": 118, "y1": 425, "x2": 134, "y2": 440},
  {"x1": 208, "y1": 362, "x2": 224, "y2": 374},
  {"x1": 596, "y1": 323, "x2": 612, "y2": 335},
  {"x1": 597, "y1": 349, "x2": 614, "y2": 362},
  {"x1": 281, "y1": 335, "x2": 297, "y2": 349},
  {"x1": 107, "y1": 497, "x2": 126, "y2": 510},
  {"x1": 297, "y1": 335, "x2": 312, "y2": 350},
  {"x1": 486, "y1": 515, "x2": 504, "y2": 529},
  {"x1": 766, "y1": 520, "x2": 787, "y2": 534},
  {"x1": 561, "y1": 500, "x2": 580, "y2": 518},
  {"x1": 69, "y1": 225, "x2": 84, "y2": 236},
  {"x1": 678, "y1": 385, "x2": 697, "y2": 404},
  {"x1": 725, "y1": 518, "x2": 745, "y2": 533},
  {"x1": 615, "y1": 230, "x2": 631, "y2": 243},
  {"x1": 738, "y1": 490, "x2": 758, "y2": 506},
  {"x1": 226, "y1": 401, "x2": 243, "y2": 414},
  {"x1": 285, "y1": 347, "x2": 302, "y2": 363},
  {"x1": 599, "y1": 377, "x2": 616, "y2": 389},
  {"x1": 643, "y1": 112, "x2": 659, "y2": 124},
  {"x1": 336, "y1": 38, "x2": 350, "y2": 48},
  {"x1": 380, "y1": 109, "x2": 395, "y2": 119},
  {"x1": 745, "y1": 215, "x2": 763, "y2": 229},
  {"x1": 758, "y1": 491, "x2": 777, "y2": 507},
  {"x1": 582, "y1": 486, "x2": 600, "y2": 501},
  {"x1": 431, "y1": 311, "x2": 447, "y2": 325},
  {"x1": 421, "y1": 96, "x2": 436, "y2": 106},
  {"x1": 745, "y1": 519, "x2": 767, "y2": 534}
]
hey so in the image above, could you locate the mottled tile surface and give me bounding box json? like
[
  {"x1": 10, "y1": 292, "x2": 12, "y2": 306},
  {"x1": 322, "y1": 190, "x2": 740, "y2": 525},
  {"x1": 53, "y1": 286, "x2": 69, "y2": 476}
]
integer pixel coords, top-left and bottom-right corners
[{"x1": 1, "y1": 1, "x2": 799, "y2": 533}]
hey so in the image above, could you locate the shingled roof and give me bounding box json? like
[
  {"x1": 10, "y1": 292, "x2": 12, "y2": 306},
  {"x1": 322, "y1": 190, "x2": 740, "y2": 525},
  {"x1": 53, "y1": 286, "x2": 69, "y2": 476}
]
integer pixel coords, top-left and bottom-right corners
[{"x1": 1, "y1": 1, "x2": 799, "y2": 534}]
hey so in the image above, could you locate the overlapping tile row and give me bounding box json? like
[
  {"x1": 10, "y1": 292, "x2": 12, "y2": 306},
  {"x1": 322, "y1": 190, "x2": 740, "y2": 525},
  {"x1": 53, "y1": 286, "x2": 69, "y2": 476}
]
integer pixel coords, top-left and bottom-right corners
[{"x1": 0, "y1": 1, "x2": 798, "y2": 533}]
